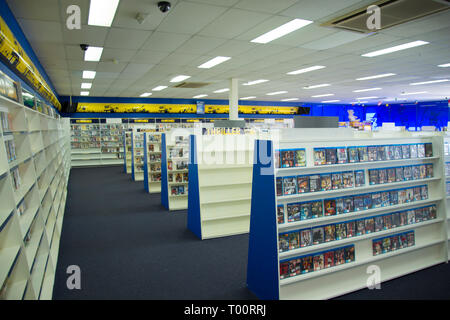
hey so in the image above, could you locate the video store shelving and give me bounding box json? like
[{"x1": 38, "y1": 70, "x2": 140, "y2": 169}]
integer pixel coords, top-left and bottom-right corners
[
  {"x1": 247, "y1": 128, "x2": 448, "y2": 300},
  {"x1": 143, "y1": 132, "x2": 162, "y2": 193}
]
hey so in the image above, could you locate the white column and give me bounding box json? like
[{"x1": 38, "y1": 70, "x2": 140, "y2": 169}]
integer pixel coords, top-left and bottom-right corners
[{"x1": 229, "y1": 78, "x2": 239, "y2": 121}]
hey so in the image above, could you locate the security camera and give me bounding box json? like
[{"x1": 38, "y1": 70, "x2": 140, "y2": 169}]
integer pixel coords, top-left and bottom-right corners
[
  {"x1": 80, "y1": 44, "x2": 89, "y2": 51},
  {"x1": 158, "y1": 1, "x2": 171, "y2": 13}
]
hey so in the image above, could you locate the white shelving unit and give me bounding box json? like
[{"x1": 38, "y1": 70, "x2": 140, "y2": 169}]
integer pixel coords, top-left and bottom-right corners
[
  {"x1": 187, "y1": 134, "x2": 256, "y2": 239},
  {"x1": 124, "y1": 130, "x2": 132, "y2": 174},
  {"x1": 247, "y1": 128, "x2": 448, "y2": 300},
  {"x1": 131, "y1": 130, "x2": 144, "y2": 181},
  {"x1": 143, "y1": 132, "x2": 162, "y2": 193},
  {"x1": 443, "y1": 133, "x2": 450, "y2": 260},
  {"x1": 0, "y1": 95, "x2": 70, "y2": 300}
]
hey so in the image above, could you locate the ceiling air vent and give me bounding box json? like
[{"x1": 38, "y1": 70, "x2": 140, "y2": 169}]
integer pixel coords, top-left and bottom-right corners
[
  {"x1": 172, "y1": 82, "x2": 210, "y2": 88},
  {"x1": 321, "y1": 0, "x2": 450, "y2": 33}
]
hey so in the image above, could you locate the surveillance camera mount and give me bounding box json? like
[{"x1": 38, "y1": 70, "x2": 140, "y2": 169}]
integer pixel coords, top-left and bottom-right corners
[{"x1": 80, "y1": 44, "x2": 89, "y2": 51}]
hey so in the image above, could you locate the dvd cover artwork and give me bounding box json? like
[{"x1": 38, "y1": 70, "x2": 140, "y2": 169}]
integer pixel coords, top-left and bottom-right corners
[
  {"x1": 371, "y1": 192, "x2": 382, "y2": 208},
  {"x1": 354, "y1": 170, "x2": 365, "y2": 187},
  {"x1": 297, "y1": 176, "x2": 310, "y2": 193},
  {"x1": 320, "y1": 174, "x2": 332, "y2": 191},
  {"x1": 373, "y1": 239, "x2": 382, "y2": 256},
  {"x1": 324, "y1": 251, "x2": 334, "y2": 268},
  {"x1": 294, "y1": 149, "x2": 306, "y2": 167},
  {"x1": 401, "y1": 145, "x2": 411, "y2": 159},
  {"x1": 300, "y1": 202, "x2": 312, "y2": 220},
  {"x1": 302, "y1": 256, "x2": 313, "y2": 273},
  {"x1": 368, "y1": 146, "x2": 378, "y2": 161},
  {"x1": 363, "y1": 194, "x2": 372, "y2": 209},
  {"x1": 398, "y1": 189, "x2": 407, "y2": 204},
  {"x1": 314, "y1": 148, "x2": 326, "y2": 166},
  {"x1": 407, "y1": 210, "x2": 415, "y2": 224},
  {"x1": 314, "y1": 254, "x2": 325, "y2": 272},
  {"x1": 380, "y1": 191, "x2": 390, "y2": 207},
  {"x1": 312, "y1": 227, "x2": 325, "y2": 245},
  {"x1": 281, "y1": 150, "x2": 295, "y2": 168},
  {"x1": 394, "y1": 145, "x2": 403, "y2": 160},
  {"x1": 410, "y1": 144, "x2": 418, "y2": 158},
  {"x1": 399, "y1": 211, "x2": 407, "y2": 226},
  {"x1": 342, "y1": 171, "x2": 354, "y2": 188},
  {"x1": 335, "y1": 223, "x2": 347, "y2": 240},
  {"x1": 377, "y1": 145, "x2": 386, "y2": 161},
  {"x1": 277, "y1": 205, "x2": 285, "y2": 224},
  {"x1": 420, "y1": 185, "x2": 428, "y2": 200},
  {"x1": 391, "y1": 235, "x2": 400, "y2": 251},
  {"x1": 383, "y1": 214, "x2": 393, "y2": 230},
  {"x1": 289, "y1": 232, "x2": 301, "y2": 250},
  {"x1": 309, "y1": 175, "x2": 321, "y2": 192},
  {"x1": 280, "y1": 261, "x2": 290, "y2": 279},
  {"x1": 335, "y1": 198, "x2": 345, "y2": 215},
  {"x1": 274, "y1": 150, "x2": 281, "y2": 168},
  {"x1": 387, "y1": 168, "x2": 396, "y2": 183},
  {"x1": 429, "y1": 205, "x2": 437, "y2": 219},
  {"x1": 283, "y1": 176, "x2": 297, "y2": 195},
  {"x1": 378, "y1": 168, "x2": 387, "y2": 184},
  {"x1": 413, "y1": 187, "x2": 421, "y2": 201},
  {"x1": 387, "y1": 145, "x2": 396, "y2": 160},
  {"x1": 324, "y1": 199, "x2": 336, "y2": 216},
  {"x1": 391, "y1": 212, "x2": 400, "y2": 227},
  {"x1": 289, "y1": 258, "x2": 302, "y2": 277},
  {"x1": 346, "y1": 221, "x2": 356, "y2": 237},
  {"x1": 337, "y1": 147, "x2": 348, "y2": 164},
  {"x1": 334, "y1": 248, "x2": 345, "y2": 265},
  {"x1": 348, "y1": 147, "x2": 359, "y2": 163},
  {"x1": 374, "y1": 216, "x2": 384, "y2": 232},
  {"x1": 356, "y1": 219, "x2": 365, "y2": 236},
  {"x1": 310, "y1": 201, "x2": 323, "y2": 218},
  {"x1": 425, "y1": 164, "x2": 433, "y2": 178},
  {"x1": 344, "y1": 246, "x2": 355, "y2": 263},
  {"x1": 331, "y1": 172, "x2": 343, "y2": 190},
  {"x1": 353, "y1": 195, "x2": 364, "y2": 211},
  {"x1": 365, "y1": 218, "x2": 375, "y2": 233},
  {"x1": 300, "y1": 229, "x2": 312, "y2": 247},
  {"x1": 419, "y1": 165, "x2": 427, "y2": 179},
  {"x1": 407, "y1": 232, "x2": 415, "y2": 246},
  {"x1": 276, "y1": 177, "x2": 283, "y2": 196},
  {"x1": 395, "y1": 167, "x2": 404, "y2": 182},
  {"x1": 414, "y1": 208, "x2": 423, "y2": 222},
  {"x1": 399, "y1": 233, "x2": 407, "y2": 249},
  {"x1": 343, "y1": 197, "x2": 354, "y2": 213},
  {"x1": 369, "y1": 169, "x2": 379, "y2": 185},
  {"x1": 405, "y1": 188, "x2": 414, "y2": 202},
  {"x1": 412, "y1": 165, "x2": 420, "y2": 180},
  {"x1": 324, "y1": 225, "x2": 336, "y2": 242},
  {"x1": 403, "y1": 166, "x2": 412, "y2": 181},
  {"x1": 382, "y1": 237, "x2": 391, "y2": 253},
  {"x1": 279, "y1": 233, "x2": 289, "y2": 252},
  {"x1": 417, "y1": 144, "x2": 425, "y2": 158},
  {"x1": 424, "y1": 143, "x2": 433, "y2": 157},
  {"x1": 358, "y1": 146, "x2": 369, "y2": 162},
  {"x1": 287, "y1": 203, "x2": 301, "y2": 222},
  {"x1": 325, "y1": 148, "x2": 338, "y2": 165}
]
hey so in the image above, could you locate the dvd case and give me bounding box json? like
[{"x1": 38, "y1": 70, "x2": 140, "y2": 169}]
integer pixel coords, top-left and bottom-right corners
[
  {"x1": 417, "y1": 144, "x2": 425, "y2": 158},
  {"x1": 300, "y1": 229, "x2": 312, "y2": 247},
  {"x1": 353, "y1": 195, "x2": 364, "y2": 211},
  {"x1": 395, "y1": 166, "x2": 404, "y2": 182},
  {"x1": 287, "y1": 203, "x2": 301, "y2": 223},
  {"x1": 403, "y1": 166, "x2": 412, "y2": 181},
  {"x1": 424, "y1": 143, "x2": 433, "y2": 157},
  {"x1": 314, "y1": 148, "x2": 326, "y2": 166},
  {"x1": 276, "y1": 177, "x2": 283, "y2": 196},
  {"x1": 334, "y1": 248, "x2": 345, "y2": 265},
  {"x1": 331, "y1": 172, "x2": 343, "y2": 190},
  {"x1": 354, "y1": 170, "x2": 365, "y2": 187},
  {"x1": 320, "y1": 174, "x2": 332, "y2": 191},
  {"x1": 300, "y1": 202, "x2": 312, "y2": 220},
  {"x1": 358, "y1": 146, "x2": 369, "y2": 162},
  {"x1": 373, "y1": 239, "x2": 382, "y2": 255},
  {"x1": 343, "y1": 197, "x2": 354, "y2": 213},
  {"x1": 279, "y1": 233, "x2": 289, "y2": 252},
  {"x1": 342, "y1": 171, "x2": 354, "y2": 188},
  {"x1": 281, "y1": 150, "x2": 295, "y2": 168},
  {"x1": 279, "y1": 261, "x2": 290, "y2": 279},
  {"x1": 325, "y1": 148, "x2": 338, "y2": 165},
  {"x1": 324, "y1": 251, "x2": 334, "y2": 268},
  {"x1": 410, "y1": 144, "x2": 418, "y2": 158},
  {"x1": 348, "y1": 147, "x2": 359, "y2": 163},
  {"x1": 313, "y1": 253, "x2": 324, "y2": 272},
  {"x1": 309, "y1": 175, "x2": 321, "y2": 192},
  {"x1": 365, "y1": 217, "x2": 375, "y2": 233},
  {"x1": 369, "y1": 169, "x2": 379, "y2": 185},
  {"x1": 356, "y1": 219, "x2": 365, "y2": 236},
  {"x1": 335, "y1": 198, "x2": 345, "y2": 215},
  {"x1": 425, "y1": 164, "x2": 433, "y2": 178},
  {"x1": 294, "y1": 149, "x2": 306, "y2": 167},
  {"x1": 283, "y1": 176, "x2": 297, "y2": 195},
  {"x1": 377, "y1": 145, "x2": 386, "y2": 161},
  {"x1": 324, "y1": 199, "x2": 336, "y2": 216},
  {"x1": 387, "y1": 168, "x2": 396, "y2": 183},
  {"x1": 378, "y1": 168, "x2": 387, "y2": 184},
  {"x1": 374, "y1": 216, "x2": 384, "y2": 232},
  {"x1": 289, "y1": 232, "x2": 301, "y2": 250},
  {"x1": 297, "y1": 175, "x2": 310, "y2": 193},
  {"x1": 368, "y1": 146, "x2": 378, "y2": 161},
  {"x1": 344, "y1": 246, "x2": 355, "y2": 263},
  {"x1": 336, "y1": 147, "x2": 348, "y2": 164},
  {"x1": 346, "y1": 220, "x2": 356, "y2": 237},
  {"x1": 394, "y1": 145, "x2": 403, "y2": 160},
  {"x1": 277, "y1": 205, "x2": 285, "y2": 224},
  {"x1": 335, "y1": 223, "x2": 347, "y2": 240},
  {"x1": 310, "y1": 201, "x2": 323, "y2": 218},
  {"x1": 312, "y1": 227, "x2": 325, "y2": 245},
  {"x1": 324, "y1": 225, "x2": 336, "y2": 242}
]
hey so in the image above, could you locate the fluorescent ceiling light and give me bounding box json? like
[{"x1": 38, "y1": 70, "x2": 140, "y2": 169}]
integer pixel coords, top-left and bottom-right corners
[
  {"x1": 198, "y1": 56, "x2": 231, "y2": 69},
  {"x1": 400, "y1": 91, "x2": 428, "y2": 96},
  {"x1": 81, "y1": 83, "x2": 92, "y2": 89},
  {"x1": 266, "y1": 91, "x2": 287, "y2": 96},
  {"x1": 251, "y1": 18, "x2": 313, "y2": 44},
  {"x1": 80, "y1": 91, "x2": 89, "y2": 96},
  {"x1": 242, "y1": 79, "x2": 269, "y2": 86},
  {"x1": 84, "y1": 46, "x2": 103, "y2": 61},
  {"x1": 288, "y1": 65, "x2": 325, "y2": 75},
  {"x1": 193, "y1": 94, "x2": 208, "y2": 98},
  {"x1": 303, "y1": 83, "x2": 330, "y2": 89},
  {"x1": 356, "y1": 73, "x2": 396, "y2": 81},
  {"x1": 213, "y1": 88, "x2": 229, "y2": 93},
  {"x1": 438, "y1": 63, "x2": 450, "y2": 68},
  {"x1": 353, "y1": 87, "x2": 381, "y2": 93},
  {"x1": 152, "y1": 86, "x2": 167, "y2": 91},
  {"x1": 240, "y1": 96, "x2": 256, "y2": 100},
  {"x1": 410, "y1": 79, "x2": 449, "y2": 85},
  {"x1": 311, "y1": 93, "x2": 334, "y2": 98},
  {"x1": 88, "y1": 0, "x2": 120, "y2": 27},
  {"x1": 82, "y1": 70, "x2": 96, "y2": 79},
  {"x1": 140, "y1": 92, "x2": 152, "y2": 97},
  {"x1": 281, "y1": 98, "x2": 299, "y2": 101},
  {"x1": 321, "y1": 100, "x2": 340, "y2": 103},
  {"x1": 356, "y1": 96, "x2": 378, "y2": 100},
  {"x1": 362, "y1": 40, "x2": 429, "y2": 57},
  {"x1": 170, "y1": 75, "x2": 191, "y2": 83}
]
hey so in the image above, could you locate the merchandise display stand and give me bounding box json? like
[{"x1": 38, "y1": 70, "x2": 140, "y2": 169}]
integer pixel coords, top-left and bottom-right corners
[
  {"x1": 247, "y1": 129, "x2": 448, "y2": 300},
  {"x1": 444, "y1": 134, "x2": 450, "y2": 260},
  {"x1": 124, "y1": 130, "x2": 132, "y2": 174},
  {"x1": 0, "y1": 95, "x2": 71, "y2": 300},
  {"x1": 143, "y1": 132, "x2": 162, "y2": 193},
  {"x1": 187, "y1": 134, "x2": 255, "y2": 239},
  {"x1": 161, "y1": 129, "x2": 192, "y2": 211},
  {"x1": 131, "y1": 130, "x2": 144, "y2": 181}
]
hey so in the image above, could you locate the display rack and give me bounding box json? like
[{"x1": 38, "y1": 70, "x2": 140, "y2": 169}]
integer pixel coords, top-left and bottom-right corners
[
  {"x1": 0, "y1": 95, "x2": 70, "y2": 300},
  {"x1": 70, "y1": 119, "x2": 126, "y2": 167},
  {"x1": 124, "y1": 130, "x2": 132, "y2": 174},
  {"x1": 161, "y1": 130, "x2": 192, "y2": 211},
  {"x1": 247, "y1": 129, "x2": 448, "y2": 300},
  {"x1": 131, "y1": 130, "x2": 145, "y2": 181},
  {"x1": 187, "y1": 134, "x2": 255, "y2": 239},
  {"x1": 143, "y1": 132, "x2": 162, "y2": 193},
  {"x1": 444, "y1": 133, "x2": 450, "y2": 260}
]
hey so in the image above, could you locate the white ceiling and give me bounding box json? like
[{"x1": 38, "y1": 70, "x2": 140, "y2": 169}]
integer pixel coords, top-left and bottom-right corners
[{"x1": 6, "y1": 0, "x2": 450, "y2": 104}]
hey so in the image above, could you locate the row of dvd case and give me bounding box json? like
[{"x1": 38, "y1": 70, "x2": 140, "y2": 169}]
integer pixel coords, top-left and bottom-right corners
[
  {"x1": 279, "y1": 245, "x2": 355, "y2": 279},
  {"x1": 314, "y1": 143, "x2": 433, "y2": 166},
  {"x1": 372, "y1": 231, "x2": 415, "y2": 256},
  {"x1": 277, "y1": 170, "x2": 365, "y2": 196},
  {"x1": 369, "y1": 164, "x2": 433, "y2": 185},
  {"x1": 279, "y1": 205, "x2": 436, "y2": 252},
  {"x1": 275, "y1": 149, "x2": 306, "y2": 168},
  {"x1": 277, "y1": 185, "x2": 429, "y2": 224}
]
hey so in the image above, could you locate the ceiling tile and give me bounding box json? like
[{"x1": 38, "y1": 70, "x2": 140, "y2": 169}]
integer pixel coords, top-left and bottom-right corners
[
  {"x1": 104, "y1": 28, "x2": 152, "y2": 49},
  {"x1": 234, "y1": 0, "x2": 299, "y2": 14},
  {"x1": 174, "y1": 36, "x2": 227, "y2": 55},
  {"x1": 141, "y1": 31, "x2": 191, "y2": 52}
]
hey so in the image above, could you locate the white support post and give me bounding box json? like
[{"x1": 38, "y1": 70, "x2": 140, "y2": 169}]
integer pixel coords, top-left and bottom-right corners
[{"x1": 229, "y1": 78, "x2": 239, "y2": 121}]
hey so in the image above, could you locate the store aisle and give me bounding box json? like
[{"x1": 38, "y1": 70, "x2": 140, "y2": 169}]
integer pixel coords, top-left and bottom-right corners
[{"x1": 52, "y1": 166, "x2": 256, "y2": 299}]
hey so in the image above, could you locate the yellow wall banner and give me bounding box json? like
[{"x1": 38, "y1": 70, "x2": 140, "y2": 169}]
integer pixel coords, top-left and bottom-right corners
[
  {"x1": 0, "y1": 16, "x2": 61, "y2": 110},
  {"x1": 76, "y1": 102, "x2": 299, "y2": 115}
]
